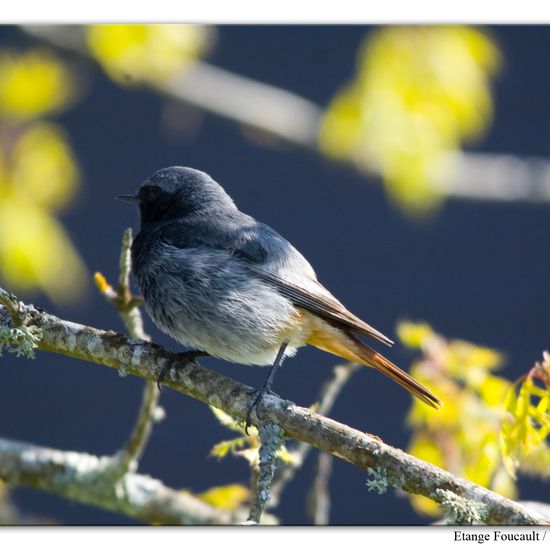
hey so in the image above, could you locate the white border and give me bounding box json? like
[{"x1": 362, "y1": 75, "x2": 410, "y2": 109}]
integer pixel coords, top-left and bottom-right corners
[
  {"x1": 1, "y1": 526, "x2": 548, "y2": 550},
  {"x1": 1, "y1": 5, "x2": 548, "y2": 548},
  {"x1": 1, "y1": 0, "x2": 550, "y2": 23}
]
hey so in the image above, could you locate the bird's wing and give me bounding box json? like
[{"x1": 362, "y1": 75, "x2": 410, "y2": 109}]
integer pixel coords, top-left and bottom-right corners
[
  {"x1": 161, "y1": 217, "x2": 393, "y2": 346},
  {"x1": 248, "y1": 267, "x2": 393, "y2": 346}
]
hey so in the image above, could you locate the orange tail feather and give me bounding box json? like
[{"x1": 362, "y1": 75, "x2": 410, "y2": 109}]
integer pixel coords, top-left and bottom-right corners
[{"x1": 307, "y1": 322, "x2": 442, "y2": 409}]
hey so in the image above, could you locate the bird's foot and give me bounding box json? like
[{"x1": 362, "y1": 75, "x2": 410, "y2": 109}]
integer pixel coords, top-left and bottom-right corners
[
  {"x1": 157, "y1": 350, "x2": 208, "y2": 390},
  {"x1": 245, "y1": 383, "x2": 279, "y2": 435}
]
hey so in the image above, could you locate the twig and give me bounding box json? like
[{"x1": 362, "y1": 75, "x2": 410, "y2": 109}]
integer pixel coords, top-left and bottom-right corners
[
  {"x1": 269, "y1": 362, "x2": 359, "y2": 505},
  {"x1": 306, "y1": 452, "x2": 333, "y2": 525},
  {"x1": 94, "y1": 228, "x2": 146, "y2": 337},
  {"x1": 0, "y1": 484, "x2": 41, "y2": 525},
  {"x1": 0, "y1": 436, "x2": 261, "y2": 525},
  {"x1": 20, "y1": 25, "x2": 550, "y2": 205},
  {"x1": 0, "y1": 293, "x2": 547, "y2": 525},
  {"x1": 245, "y1": 422, "x2": 284, "y2": 524},
  {"x1": 0, "y1": 287, "x2": 24, "y2": 326},
  {"x1": 0, "y1": 290, "x2": 42, "y2": 358},
  {"x1": 94, "y1": 228, "x2": 161, "y2": 478}
]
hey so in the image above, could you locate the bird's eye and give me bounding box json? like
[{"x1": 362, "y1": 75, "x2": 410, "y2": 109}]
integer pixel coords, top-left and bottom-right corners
[{"x1": 141, "y1": 186, "x2": 161, "y2": 202}]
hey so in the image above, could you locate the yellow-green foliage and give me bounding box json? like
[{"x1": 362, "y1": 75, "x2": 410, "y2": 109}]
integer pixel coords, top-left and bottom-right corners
[
  {"x1": 401, "y1": 326, "x2": 550, "y2": 518},
  {"x1": 86, "y1": 24, "x2": 212, "y2": 85},
  {"x1": 196, "y1": 483, "x2": 251, "y2": 511},
  {"x1": 500, "y1": 352, "x2": 550, "y2": 479},
  {"x1": 209, "y1": 406, "x2": 297, "y2": 470},
  {"x1": 398, "y1": 321, "x2": 515, "y2": 516},
  {"x1": 0, "y1": 49, "x2": 73, "y2": 120},
  {"x1": 319, "y1": 27, "x2": 500, "y2": 215},
  {"x1": 0, "y1": 50, "x2": 86, "y2": 304}
]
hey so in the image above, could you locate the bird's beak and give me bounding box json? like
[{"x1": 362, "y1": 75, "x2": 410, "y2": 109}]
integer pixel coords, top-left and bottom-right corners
[{"x1": 116, "y1": 194, "x2": 140, "y2": 205}]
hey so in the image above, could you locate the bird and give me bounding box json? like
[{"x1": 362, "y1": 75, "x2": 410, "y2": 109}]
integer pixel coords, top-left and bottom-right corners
[{"x1": 117, "y1": 166, "x2": 442, "y2": 425}]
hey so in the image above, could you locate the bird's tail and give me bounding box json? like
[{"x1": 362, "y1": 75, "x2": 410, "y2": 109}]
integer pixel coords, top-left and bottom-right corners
[{"x1": 307, "y1": 320, "x2": 442, "y2": 409}]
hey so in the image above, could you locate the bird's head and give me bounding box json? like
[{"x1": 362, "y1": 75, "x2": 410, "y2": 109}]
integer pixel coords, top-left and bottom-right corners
[{"x1": 117, "y1": 166, "x2": 236, "y2": 226}]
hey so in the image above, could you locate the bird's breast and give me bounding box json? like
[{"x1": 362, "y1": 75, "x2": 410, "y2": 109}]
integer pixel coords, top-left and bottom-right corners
[{"x1": 134, "y1": 246, "x2": 311, "y2": 366}]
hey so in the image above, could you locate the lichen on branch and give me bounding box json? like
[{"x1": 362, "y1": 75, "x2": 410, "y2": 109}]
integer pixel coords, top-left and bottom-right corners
[{"x1": 0, "y1": 289, "x2": 548, "y2": 526}]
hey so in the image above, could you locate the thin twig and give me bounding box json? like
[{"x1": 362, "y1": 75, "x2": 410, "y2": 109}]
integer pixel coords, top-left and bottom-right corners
[
  {"x1": 0, "y1": 288, "x2": 24, "y2": 326},
  {"x1": 269, "y1": 362, "x2": 359, "y2": 506},
  {"x1": 245, "y1": 422, "x2": 284, "y2": 524},
  {"x1": 306, "y1": 451, "x2": 333, "y2": 525},
  {"x1": 0, "y1": 294, "x2": 546, "y2": 525},
  {"x1": 94, "y1": 228, "x2": 161, "y2": 477},
  {"x1": 0, "y1": 484, "x2": 39, "y2": 525},
  {"x1": 0, "y1": 436, "x2": 272, "y2": 525}
]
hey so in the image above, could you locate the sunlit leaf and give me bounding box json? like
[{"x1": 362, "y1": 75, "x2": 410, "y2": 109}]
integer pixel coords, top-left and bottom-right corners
[
  {"x1": 209, "y1": 405, "x2": 294, "y2": 468},
  {"x1": 517, "y1": 444, "x2": 550, "y2": 478},
  {"x1": 401, "y1": 321, "x2": 516, "y2": 518},
  {"x1": 317, "y1": 84, "x2": 363, "y2": 160},
  {"x1": 396, "y1": 321, "x2": 434, "y2": 349},
  {"x1": 276, "y1": 446, "x2": 300, "y2": 465},
  {"x1": 8, "y1": 122, "x2": 78, "y2": 211},
  {"x1": 197, "y1": 483, "x2": 250, "y2": 511},
  {"x1": 0, "y1": 49, "x2": 73, "y2": 120},
  {"x1": 0, "y1": 47, "x2": 85, "y2": 304},
  {"x1": 408, "y1": 435, "x2": 445, "y2": 516},
  {"x1": 499, "y1": 354, "x2": 550, "y2": 479},
  {"x1": 409, "y1": 435, "x2": 445, "y2": 468},
  {"x1": 478, "y1": 375, "x2": 511, "y2": 407},
  {"x1": 86, "y1": 24, "x2": 212, "y2": 85},
  {"x1": 319, "y1": 26, "x2": 500, "y2": 216},
  {"x1": 210, "y1": 437, "x2": 247, "y2": 460},
  {"x1": 410, "y1": 494, "x2": 441, "y2": 517},
  {"x1": 0, "y1": 198, "x2": 87, "y2": 304}
]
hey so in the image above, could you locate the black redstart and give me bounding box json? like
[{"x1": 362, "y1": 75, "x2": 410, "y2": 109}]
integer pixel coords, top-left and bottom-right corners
[{"x1": 118, "y1": 166, "x2": 442, "y2": 423}]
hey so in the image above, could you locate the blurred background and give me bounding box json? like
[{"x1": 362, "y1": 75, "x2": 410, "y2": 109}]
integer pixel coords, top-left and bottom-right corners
[{"x1": 0, "y1": 24, "x2": 549, "y2": 525}]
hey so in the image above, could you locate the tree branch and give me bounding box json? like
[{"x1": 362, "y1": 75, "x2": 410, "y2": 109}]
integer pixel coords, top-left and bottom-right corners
[
  {"x1": 0, "y1": 436, "x2": 257, "y2": 525},
  {"x1": 21, "y1": 25, "x2": 550, "y2": 205},
  {"x1": 246, "y1": 422, "x2": 284, "y2": 524},
  {"x1": 0, "y1": 291, "x2": 548, "y2": 525}
]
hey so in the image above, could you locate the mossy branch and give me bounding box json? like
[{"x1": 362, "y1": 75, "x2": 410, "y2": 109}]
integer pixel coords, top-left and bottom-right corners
[
  {"x1": 246, "y1": 422, "x2": 285, "y2": 524},
  {"x1": 0, "y1": 436, "x2": 254, "y2": 525},
  {"x1": 0, "y1": 289, "x2": 548, "y2": 525}
]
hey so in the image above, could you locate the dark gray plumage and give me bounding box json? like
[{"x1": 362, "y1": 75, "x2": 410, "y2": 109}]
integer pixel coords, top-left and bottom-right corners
[{"x1": 121, "y1": 166, "x2": 442, "y2": 410}]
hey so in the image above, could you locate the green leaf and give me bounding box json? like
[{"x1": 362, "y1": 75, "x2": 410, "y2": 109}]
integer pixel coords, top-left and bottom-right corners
[
  {"x1": 209, "y1": 437, "x2": 247, "y2": 460},
  {"x1": 196, "y1": 484, "x2": 250, "y2": 511}
]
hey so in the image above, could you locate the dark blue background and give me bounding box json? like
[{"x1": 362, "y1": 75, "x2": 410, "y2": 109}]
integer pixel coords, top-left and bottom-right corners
[{"x1": 1, "y1": 25, "x2": 549, "y2": 525}]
